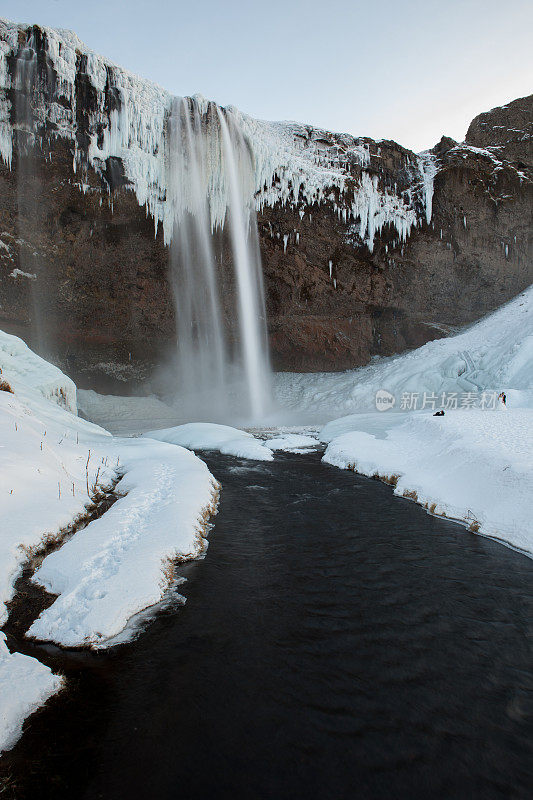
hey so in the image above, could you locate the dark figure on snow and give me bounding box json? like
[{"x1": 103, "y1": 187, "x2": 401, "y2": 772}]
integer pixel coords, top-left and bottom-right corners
[
  {"x1": 433, "y1": 410, "x2": 445, "y2": 417},
  {"x1": 499, "y1": 392, "x2": 507, "y2": 406}
]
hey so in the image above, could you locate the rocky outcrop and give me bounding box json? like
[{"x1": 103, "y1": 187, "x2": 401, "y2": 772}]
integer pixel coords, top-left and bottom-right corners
[
  {"x1": 0, "y1": 20, "x2": 531, "y2": 389},
  {"x1": 261, "y1": 127, "x2": 532, "y2": 371},
  {"x1": 465, "y1": 94, "x2": 532, "y2": 169}
]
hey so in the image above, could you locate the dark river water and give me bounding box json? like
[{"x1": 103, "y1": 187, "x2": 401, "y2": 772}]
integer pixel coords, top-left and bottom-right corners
[{"x1": 2, "y1": 451, "x2": 532, "y2": 799}]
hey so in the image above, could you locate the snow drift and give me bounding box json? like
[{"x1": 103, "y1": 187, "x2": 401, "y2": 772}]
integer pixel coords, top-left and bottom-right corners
[
  {"x1": 275, "y1": 284, "x2": 533, "y2": 421},
  {"x1": 316, "y1": 285, "x2": 533, "y2": 555},
  {"x1": 145, "y1": 422, "x2": 274, "y2": 461},
  {"x1": 0, "y1": 328, "x2": 76, "y2": 412}
]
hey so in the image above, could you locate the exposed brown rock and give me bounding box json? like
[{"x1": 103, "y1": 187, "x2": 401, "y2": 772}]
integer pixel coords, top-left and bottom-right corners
[{"x1": 466, "y1": 94, "x2": 532, "y2": 170}]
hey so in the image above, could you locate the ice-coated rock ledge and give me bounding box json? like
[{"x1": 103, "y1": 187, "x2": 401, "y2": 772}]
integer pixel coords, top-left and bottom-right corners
[{"x1": 0, "y1": 18, "x2": 434, "y2": 250}]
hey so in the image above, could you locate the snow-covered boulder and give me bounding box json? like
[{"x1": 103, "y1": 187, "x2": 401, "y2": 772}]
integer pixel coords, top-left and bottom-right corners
[
  {"x1": 265, "y1": 433, "x2": 319, "y2": 452},
  {"x1": 145, "y1": 422, "x2": 274, "y2": 461},
  {"x1": 0, "y1": 329, "x2": 77, "y2": 413}
]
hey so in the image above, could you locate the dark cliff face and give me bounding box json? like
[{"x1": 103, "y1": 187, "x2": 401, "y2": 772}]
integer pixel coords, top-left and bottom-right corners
[
  {"x1": 0, "y1": 21, "x2": 531, "y2": 391},
  {"x1": 0, "y1": 139, "x2": 174, "y2": 391},
  {"x1": 258, "y1": 97, "x2": 533, "y2": 372},
  {"x1": 465, "y1": 94, "x2": 533, "y2": 169}
]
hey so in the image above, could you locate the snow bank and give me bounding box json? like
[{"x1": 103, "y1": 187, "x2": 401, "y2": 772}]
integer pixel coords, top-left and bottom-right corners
[
  {"x1": 323, "y1": 408, "x2": 533, "y2": 555},
  {"x1": 28, "y1": 439, "x2": 218, "y2": 648},
  {"x1": 0, "y1": 633, "x2": 63, "y2": 753},
  {"x1": 1, "y1": 385, "x2": 219, "y2": 650},
  {"x1": 0, "y1": 335, "x2": 114, "y2": 751},
  {"x1": 316, "y1": 286, "x2": 533, "y2": 555},
  {"x1": 0, "y1": 386, "x2": 112, "y2": 752},
  {"x1": 0, "y1": 329, "x2": 77, "y2": 412},
  {"x1": 145, "y1": 422, "x2": 274, "y2": 461},
  {"x1": 0, "y1": 390, "x2": 111, "y2": 628},
  {"x1": 0, "y1": 330, "x2": 220, "y2": 747},
  {"x1": 0, "y1": 384, "x2": 216, "y2": 645},
  {"x1": 274, "y1": 285, "x2": 533, "y2": 422}
]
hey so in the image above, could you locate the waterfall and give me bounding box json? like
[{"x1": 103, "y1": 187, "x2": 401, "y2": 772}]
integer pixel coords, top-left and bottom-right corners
[
  {"x1": 167, "y1": 97, "x2": 271, "y2": 422},
  {"x1": 13, "y1": 35, "x2": 48, "y2": 356}
]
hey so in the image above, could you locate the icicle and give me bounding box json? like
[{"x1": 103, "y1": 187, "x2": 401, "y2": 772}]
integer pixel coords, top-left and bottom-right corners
[
  {"x1": 0, "y1": 20, "x2": 433, "y2": 255},
  {"x1": 417, "y1": 151, "x2": 438, "y2": 225}
]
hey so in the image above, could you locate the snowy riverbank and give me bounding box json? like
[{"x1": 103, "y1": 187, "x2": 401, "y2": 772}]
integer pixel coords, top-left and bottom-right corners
[
  {"x1": 0, "y1": 331, "x2": 219, "y2": 752},
  {"x1": 314, "y1": 286, "x2": 533, "y2": 555},
  {"x1": 274, "y1": 285, "x2": 533, "y2": 421},
  {"x1": 321, "y1": 408, "x2": 533, "y2": 556},
  {"x1": 3, "y1": 281, "x2": 531, "y2": 751}
]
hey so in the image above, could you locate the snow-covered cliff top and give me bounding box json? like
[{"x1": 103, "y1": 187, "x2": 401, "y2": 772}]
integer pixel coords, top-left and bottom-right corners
[{"x1": 0, "y1": 18, "x2": 437, "y2": 251}]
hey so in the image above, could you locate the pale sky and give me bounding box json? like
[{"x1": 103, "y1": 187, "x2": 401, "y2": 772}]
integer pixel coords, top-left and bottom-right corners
[{"x1": 3, "y1": 0, "x2": 532, "y2": 152}]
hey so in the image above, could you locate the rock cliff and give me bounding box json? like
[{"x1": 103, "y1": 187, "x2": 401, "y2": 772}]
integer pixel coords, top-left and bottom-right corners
[{"x1": 0, "y1": 20, "x2": 531, "y2": 390}]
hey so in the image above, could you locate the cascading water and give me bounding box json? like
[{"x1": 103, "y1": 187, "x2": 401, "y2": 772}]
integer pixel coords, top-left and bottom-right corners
[
  {"x1": 13, "y1": 34, "x2": 48, "y2": 356},
  {"x1": 166, "y1": 97, "x2": 271, "y2": 422},
  {"x1": 217, "y1": 109, "x2": 270, "y2": 419},
  {"x1": 167, "y1": 98, "x2": 228, "y2": 416}
]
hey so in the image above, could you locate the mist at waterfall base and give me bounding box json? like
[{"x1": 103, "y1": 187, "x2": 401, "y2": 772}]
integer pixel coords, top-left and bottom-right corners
[{"x1": 154, "y1": 97, "x2": 272, "y2": 425}]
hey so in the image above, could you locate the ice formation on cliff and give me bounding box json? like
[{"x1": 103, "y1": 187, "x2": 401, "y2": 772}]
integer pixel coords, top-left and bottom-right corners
[{"x1": 0, "y1": 18, "x2": 436, "y2": 251}]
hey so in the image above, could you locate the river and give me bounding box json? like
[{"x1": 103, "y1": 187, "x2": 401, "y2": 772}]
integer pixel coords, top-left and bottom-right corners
[{"x1": 1, "y1": 451, "x2": 532, "y2": 799}]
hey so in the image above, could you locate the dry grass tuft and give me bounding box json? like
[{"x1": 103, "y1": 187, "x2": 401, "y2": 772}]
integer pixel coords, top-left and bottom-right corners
[
  {"x1": 159, "y1": 479, "x2": 221, "y2": 590},
  {"x1": 469, "y1": 520, "x2": 481, "y2": 532},
  {"x1": 402, "y1": 489, "x2": 419, "y2": 501},
  {"x1": 382, "y1": 474, "x2": 399, "y2": 487},
  {"x1": 0, "y1": 367, "x2": 13, "y2": 393},
  {"x1": 161, "y1": 557, "x2": 177, "y2": 585}
]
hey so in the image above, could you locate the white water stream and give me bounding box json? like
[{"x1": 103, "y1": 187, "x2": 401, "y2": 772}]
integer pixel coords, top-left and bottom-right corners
[{"x1": 167, "y1": 97, "x2": 271, "y2": 421}]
